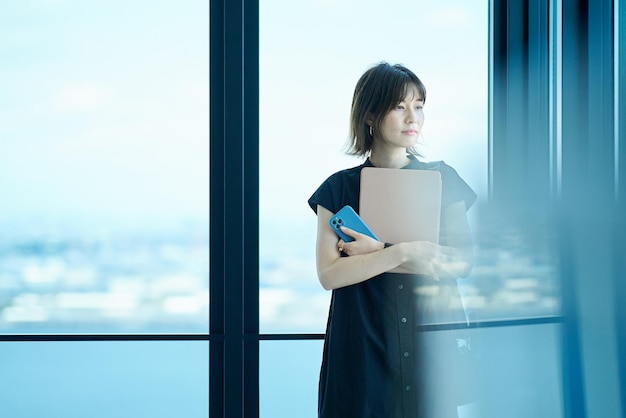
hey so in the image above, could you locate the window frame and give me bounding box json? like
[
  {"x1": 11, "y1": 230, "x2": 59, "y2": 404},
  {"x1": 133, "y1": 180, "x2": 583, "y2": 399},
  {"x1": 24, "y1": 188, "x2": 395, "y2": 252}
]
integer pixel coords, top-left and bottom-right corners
[
  {"x1": 209, "y1": 0, "x2": 566, "y2": 416},
  {"x1": 2, "y1": 1, "x2": 625, "y2": 417}
]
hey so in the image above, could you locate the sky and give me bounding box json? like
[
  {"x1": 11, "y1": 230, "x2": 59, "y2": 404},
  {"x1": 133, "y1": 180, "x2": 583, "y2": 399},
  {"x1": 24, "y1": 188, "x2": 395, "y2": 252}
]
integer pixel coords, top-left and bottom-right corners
[
  {"x1": 0, "y1": 0, "x2": 209, "y2": 224},
  {"x1": 259, "y1": 0, "x2": 489, "y2": 223},
  {"x1": 0, "y1": 0, "x2": 487, "y2": 227}
]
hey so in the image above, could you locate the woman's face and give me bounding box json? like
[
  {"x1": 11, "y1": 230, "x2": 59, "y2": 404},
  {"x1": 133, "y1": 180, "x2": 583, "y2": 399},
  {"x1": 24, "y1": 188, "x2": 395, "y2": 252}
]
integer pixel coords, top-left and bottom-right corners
[{"x1": 376, "y1": 84, "x2": 424, "y2": 150}]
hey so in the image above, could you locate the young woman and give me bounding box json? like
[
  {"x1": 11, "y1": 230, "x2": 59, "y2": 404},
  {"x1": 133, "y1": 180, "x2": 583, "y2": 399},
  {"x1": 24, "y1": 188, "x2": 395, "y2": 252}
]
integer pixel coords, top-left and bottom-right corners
[{"x1": 308, "y1": 62, "x2": 477, "y2": 418}]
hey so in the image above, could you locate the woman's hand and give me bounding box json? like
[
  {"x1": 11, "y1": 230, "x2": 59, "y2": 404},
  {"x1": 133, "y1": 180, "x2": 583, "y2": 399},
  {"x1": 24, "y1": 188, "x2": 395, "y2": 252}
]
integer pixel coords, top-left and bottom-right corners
[
  {"x1": 314, "y1": 200, "x2": 473, "y2": 289},
  {"x1": 336, "y1": 226, "x2": 384, "y2": 256},
  {"x1": 396, "y1": 240, "x2": 472, "y2": 280},
  {"x1": 315, "y1": 205, "x2": 407, "y2": 289}
]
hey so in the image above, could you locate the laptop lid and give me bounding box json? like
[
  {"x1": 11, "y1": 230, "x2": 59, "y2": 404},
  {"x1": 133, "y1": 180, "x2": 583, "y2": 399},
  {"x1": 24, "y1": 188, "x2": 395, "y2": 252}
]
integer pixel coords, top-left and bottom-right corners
[{"x1": 359, "y1": 167, "x2": 442, "y2": 245}]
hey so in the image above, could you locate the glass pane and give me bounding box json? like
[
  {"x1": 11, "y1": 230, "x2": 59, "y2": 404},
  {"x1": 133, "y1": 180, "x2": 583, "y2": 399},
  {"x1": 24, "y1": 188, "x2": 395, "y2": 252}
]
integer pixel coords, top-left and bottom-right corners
[
  {"x1": 470, "y1": 324, "x2": 563, "y2": 417},
  {"x1": 0, "y1": 1, "x2": 209, "y2": 333},
  {"x1": 259, "y1": 0, "x2": 488, "y2": 332},
  {"x1": 259, "y1": 326, "x2": 563, "y2": 418},
  {"x1": 0, "y1": 341, "x2": 209, "y2": 417},
  {"x1": 463, "y1": 209, "x2": 561, "y2": 322},
  {"x1": 260, "y1": 340, "x2": 323, "y2": 418}
]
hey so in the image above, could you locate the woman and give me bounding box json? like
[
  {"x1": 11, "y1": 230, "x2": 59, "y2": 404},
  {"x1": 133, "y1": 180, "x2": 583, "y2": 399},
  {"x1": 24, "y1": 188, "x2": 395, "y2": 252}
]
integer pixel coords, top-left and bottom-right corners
[{"x1": 308, "y1": 62, "x2": 477, "y2": 418}]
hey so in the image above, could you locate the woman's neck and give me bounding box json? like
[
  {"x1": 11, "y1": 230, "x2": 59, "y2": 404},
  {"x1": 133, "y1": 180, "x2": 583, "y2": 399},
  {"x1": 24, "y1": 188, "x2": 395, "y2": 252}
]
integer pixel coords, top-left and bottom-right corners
[{"x1": 369, "y1": 149, "x2": 411, "y2": 168}]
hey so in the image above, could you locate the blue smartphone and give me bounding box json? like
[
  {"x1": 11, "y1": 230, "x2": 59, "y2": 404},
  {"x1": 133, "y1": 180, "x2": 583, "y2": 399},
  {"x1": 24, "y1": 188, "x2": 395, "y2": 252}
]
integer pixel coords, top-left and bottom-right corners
[{"x1": 329, "y1": 205, "x2": 380, "y2": 242}]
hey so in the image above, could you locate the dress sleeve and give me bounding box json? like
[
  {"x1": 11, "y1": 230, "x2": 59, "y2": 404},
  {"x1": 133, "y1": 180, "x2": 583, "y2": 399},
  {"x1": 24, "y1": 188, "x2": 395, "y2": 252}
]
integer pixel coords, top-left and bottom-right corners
[
  {"x1": 308, "y1": 178, "x2": 337, "y2": 214},
  {"x1": 308, "y1": 165, "x2": 363, "y2": 216},
  {"x1": 439, "y1": 162, "x2": 477, "y2": 211}
]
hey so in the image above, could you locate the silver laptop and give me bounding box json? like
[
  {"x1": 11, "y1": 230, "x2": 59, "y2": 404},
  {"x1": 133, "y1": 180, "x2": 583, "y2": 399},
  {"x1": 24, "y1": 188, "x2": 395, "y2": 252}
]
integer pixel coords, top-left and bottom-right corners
[{"x1": 359, "y1": 167, "x2": 442, "y2": 246}]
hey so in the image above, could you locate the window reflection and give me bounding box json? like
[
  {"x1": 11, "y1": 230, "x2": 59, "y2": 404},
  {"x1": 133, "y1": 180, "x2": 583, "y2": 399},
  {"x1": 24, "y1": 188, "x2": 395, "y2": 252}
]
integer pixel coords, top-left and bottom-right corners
[{"x1": 464, "y1": 210, "x2": 560, "y2": 321}]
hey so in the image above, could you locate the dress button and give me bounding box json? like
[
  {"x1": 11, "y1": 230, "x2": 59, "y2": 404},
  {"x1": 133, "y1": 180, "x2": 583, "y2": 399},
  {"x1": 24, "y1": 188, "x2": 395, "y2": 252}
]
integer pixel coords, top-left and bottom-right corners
[
  {"x1": 405, "y1": 385, "x2": 411, "y2": 391},
  {"x1": 403, "y1": 352, "x2": 409, "y2": 357},
  {"x1": 401, "y1": 317, "x2": 407, "y2": 323}
]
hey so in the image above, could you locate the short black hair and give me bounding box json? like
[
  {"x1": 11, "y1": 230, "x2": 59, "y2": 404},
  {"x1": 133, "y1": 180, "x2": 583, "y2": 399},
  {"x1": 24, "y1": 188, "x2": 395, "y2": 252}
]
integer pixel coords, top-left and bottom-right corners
[{"x1": 347, "y1": 62, "x2": 427, "y2": 156}]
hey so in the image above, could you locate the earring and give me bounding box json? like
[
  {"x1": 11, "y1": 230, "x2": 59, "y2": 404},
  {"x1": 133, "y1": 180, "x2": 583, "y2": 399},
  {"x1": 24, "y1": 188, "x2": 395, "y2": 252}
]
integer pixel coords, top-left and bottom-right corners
[{"x1": 369, "y1": 125, "x2": 373, "y2": 136}]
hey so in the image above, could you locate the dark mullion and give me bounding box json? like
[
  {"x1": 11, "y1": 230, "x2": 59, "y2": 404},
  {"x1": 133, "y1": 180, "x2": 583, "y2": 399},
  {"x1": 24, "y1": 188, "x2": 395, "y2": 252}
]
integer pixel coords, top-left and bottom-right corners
[
  {"x1": 492, "y1": 0, "x2": 539, "y2": 210},
  {"x1": 210, "y1": 0, "x2": 260, "y2": 416},
  {"x1": 242, "y1": 0, "x2": 260, "y2": 416},
  {"x1": 527, "y1": 0, "x2": 551, "y2": 204},
  {"x1": 209, "y1": 0, "x2": 244, "y2": 416},
  {"x1": 209, "y1": 0, "x2": 226, "y2": 414},
  {"x1": 223, "y1": 0, "x2": 245, "y2": 415},
  {"x1": 491, "y1": 0, "x2": 508, "y2": 205},
  {"x1": 0, "y1": 315, "x2": 566, "y2": 342},
  {"x1": 0, "y1": 334, "x2": 211, "y2": 342}
]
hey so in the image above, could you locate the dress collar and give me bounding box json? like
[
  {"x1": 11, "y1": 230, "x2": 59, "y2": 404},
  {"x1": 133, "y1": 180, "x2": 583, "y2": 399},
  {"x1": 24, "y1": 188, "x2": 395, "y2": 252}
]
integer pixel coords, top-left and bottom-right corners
[{"x1": 364, "y1": 154, "x2": 422, "y2": 169}]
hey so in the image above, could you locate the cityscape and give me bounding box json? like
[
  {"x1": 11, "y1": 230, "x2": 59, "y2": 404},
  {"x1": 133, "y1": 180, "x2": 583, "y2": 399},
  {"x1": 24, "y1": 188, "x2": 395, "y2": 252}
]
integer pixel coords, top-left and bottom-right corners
[{"x1": 0, "y1": 207, "x2": 561, "y2": 334}]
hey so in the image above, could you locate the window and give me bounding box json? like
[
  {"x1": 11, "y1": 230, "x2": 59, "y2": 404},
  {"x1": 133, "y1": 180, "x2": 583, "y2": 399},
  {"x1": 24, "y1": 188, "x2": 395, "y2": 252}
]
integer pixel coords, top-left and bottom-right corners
[
  {"x1": 1, "y1": 2, "x2": 209, "y2": 417},
  {"x1": 259, "y1": 0, "x2": 489, "y2": 334},
  {"x1": 0, "y1": 1, "x2": 209, "y2": 334},
  {"x1": 2, "y1": 1, "x2": 624, "y2": 417}
]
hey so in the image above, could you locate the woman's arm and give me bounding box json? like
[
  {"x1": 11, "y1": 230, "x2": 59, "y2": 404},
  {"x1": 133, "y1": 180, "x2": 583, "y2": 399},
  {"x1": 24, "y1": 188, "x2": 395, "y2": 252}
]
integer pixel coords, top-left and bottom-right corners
[
  {"x1": 315, "y1": 205, "x2": 409, "y2": 290},
  {"x1": 315, "y1": 200, "x2": 474, "y2": 290}
]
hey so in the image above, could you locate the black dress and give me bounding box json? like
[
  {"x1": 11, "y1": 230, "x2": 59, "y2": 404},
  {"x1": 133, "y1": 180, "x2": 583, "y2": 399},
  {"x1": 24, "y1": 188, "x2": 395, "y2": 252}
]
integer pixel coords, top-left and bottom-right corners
[{"x1": 308, "y1": 155, "x2": 477, "y2": 418}]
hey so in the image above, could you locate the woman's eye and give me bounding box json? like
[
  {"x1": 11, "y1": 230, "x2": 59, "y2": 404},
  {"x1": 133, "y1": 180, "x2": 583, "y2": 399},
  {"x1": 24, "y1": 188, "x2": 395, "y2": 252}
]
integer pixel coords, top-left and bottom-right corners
[{"x1": 395, "y1": 105, "x2": 404, "y2": 110}]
